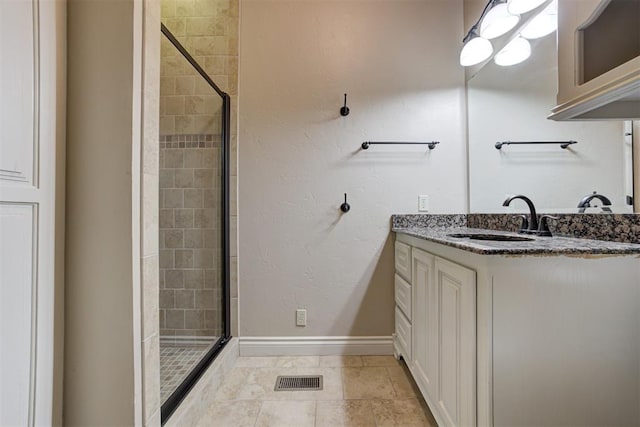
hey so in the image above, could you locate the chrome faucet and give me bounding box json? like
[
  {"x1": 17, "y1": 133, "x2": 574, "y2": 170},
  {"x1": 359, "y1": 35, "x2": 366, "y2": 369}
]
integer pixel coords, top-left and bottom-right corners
[
  {"x1": 503, "y1": 195, "x2": 539, "y2": 234},
  {"x1": 577, "y1": 192, "x2": 612, "y2": 213}
]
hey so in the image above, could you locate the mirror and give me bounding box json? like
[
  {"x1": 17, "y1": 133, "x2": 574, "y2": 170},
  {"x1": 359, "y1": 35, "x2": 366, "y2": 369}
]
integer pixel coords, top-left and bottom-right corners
[{"x1": 467, "y1": 35, "x2": 635, "y2": 213}]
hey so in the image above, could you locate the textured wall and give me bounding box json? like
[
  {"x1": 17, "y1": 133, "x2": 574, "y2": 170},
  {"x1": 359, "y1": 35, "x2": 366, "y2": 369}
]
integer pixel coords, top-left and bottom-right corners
[{"x1": 238, "y1": 0, "x2": 467, "y2": 337}]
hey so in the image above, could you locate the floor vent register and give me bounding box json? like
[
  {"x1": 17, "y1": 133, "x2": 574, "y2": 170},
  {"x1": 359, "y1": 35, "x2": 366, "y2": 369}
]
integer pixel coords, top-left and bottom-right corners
[{"x1": 274, "y1": 375, "x2": 323, "y2": 391}]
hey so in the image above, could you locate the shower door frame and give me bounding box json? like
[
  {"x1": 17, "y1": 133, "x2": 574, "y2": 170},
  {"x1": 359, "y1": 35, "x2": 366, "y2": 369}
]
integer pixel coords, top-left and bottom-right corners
[{"x1": 159, "y1": 23, "x2": 232, "y2": 425}]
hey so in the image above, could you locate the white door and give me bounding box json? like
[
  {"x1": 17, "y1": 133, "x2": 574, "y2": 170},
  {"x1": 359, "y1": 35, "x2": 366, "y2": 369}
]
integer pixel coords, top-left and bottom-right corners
[
  {"x1": 411, "y1": 248, "x2": 438, "y2": 402},
  {"x1": 0, "y1": 0, "x2": 62, "y2": 425},
  {"x1": 435, "y1": 257, "x2": 476, "y2": 427}
]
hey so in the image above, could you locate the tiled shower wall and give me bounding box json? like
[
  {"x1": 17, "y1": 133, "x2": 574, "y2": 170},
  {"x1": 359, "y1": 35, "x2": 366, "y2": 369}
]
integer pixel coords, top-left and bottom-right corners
[
  {"x1": 160, "y1": 0, "x2": 239, "y2": 338},
  {"x1": 159, "y1": 134, "x2": 223, "y2": 338},
  {"x1": 159, "y1": 35, "x2": 223, "y2": 136},
  {"x1": 159, "y1": 0, "x2": 238, "y2": 136}
]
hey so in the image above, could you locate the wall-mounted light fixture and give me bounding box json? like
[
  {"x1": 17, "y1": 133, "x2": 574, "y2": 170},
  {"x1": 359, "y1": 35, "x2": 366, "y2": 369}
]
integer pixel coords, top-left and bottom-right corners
[
  {"x1": 480, "y1": 1, "x2": 520, "y2": 39},
  {"x1": 520, "y1": 0, "x2": 557, "y2": 39},
  {"x1": 494, "y1": 36, "x2": 531, "y2": 66},
  {"x1": 507, "y1": 0, "x2": 546, "y2": 15},
  {"x1": 460, "y1": 0, "x2": 557, "y2": 68},
  {"x1": 460, "y1": 27, "x2": 494, "y2": 66}
]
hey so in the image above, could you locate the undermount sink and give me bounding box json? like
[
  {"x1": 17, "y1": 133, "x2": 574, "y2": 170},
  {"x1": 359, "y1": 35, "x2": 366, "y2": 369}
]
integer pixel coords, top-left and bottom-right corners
[{"x1": 448, "y1": 233, "x2": 535, "y2": 242}]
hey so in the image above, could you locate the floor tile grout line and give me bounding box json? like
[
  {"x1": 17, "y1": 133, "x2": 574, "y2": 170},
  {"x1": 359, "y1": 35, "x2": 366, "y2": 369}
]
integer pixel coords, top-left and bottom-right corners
[
  {"x1": 386, "y1": 366, "x2": 401, "y2": 399},
  {"x1": 339, "y1": 367, "x2": 345, "y2": 401},
  {"x1": 313, "y1": 400, "x2": 318, "y2": 427},
  {"x1": 252, "y1": 400, "x2": 264, "y2": 427},
  {"x1": 371, "y1": 398, "x2": 380, "y2": 427},
  {"x1": 313, "y1": 398, "x2": 318, "y2": 427}
]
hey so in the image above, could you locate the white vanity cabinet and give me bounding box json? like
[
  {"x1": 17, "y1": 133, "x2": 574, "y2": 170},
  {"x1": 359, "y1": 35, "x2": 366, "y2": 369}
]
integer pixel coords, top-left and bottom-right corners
[
  {"x1": 394, "y1": 242, "x2": 477, "y2": 427},
  {"x1": 551, "y1": 0, "x2": 640, "y2": 120},
  {"x1": 394, "y1": 231, "x2": 640, "y2": 427},
  {"x1": 433, "y1": 257, "x2": 476, "y2": 427},
  {"x1": 394, "y1": 241, "x2": 413, "y2": 361},
  {"x1": 409, "y1": 249, "x2": 437, "y2": 403}
]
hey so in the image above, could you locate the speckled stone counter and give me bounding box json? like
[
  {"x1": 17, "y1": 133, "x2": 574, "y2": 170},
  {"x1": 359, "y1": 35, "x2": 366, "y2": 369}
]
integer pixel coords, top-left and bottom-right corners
[
  {"x1": 467, "y1": 213, "x2": 640, "y2": 244},
  {"x1": 392, "y1": 214, "x2": 640, "y2": 255}
]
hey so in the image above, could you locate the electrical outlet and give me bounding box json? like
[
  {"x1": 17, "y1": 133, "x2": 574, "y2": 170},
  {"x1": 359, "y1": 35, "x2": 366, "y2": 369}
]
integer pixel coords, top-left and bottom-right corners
[
  {"x1": 418, "y1": 195, "x2": 429, "y2": 212},
  {"x1": 296, "y1": 309, "x2": 307, "y2": 326}
]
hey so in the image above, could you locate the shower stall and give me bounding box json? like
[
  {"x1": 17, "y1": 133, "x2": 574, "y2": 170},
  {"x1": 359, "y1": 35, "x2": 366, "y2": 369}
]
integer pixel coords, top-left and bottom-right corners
[{"x1": 158, "y1": 24, "x2": 231, "y2": 422}]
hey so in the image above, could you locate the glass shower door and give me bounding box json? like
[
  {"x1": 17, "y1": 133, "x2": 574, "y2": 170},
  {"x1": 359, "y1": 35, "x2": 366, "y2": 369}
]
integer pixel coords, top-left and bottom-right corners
[{"x1": 158, "y1": 23, "x2": 231, "y2": 422}]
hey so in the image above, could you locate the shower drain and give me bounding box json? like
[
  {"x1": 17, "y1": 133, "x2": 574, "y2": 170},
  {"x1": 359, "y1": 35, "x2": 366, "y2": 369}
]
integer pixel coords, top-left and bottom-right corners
[{"x1": 274, "y1": 375, "x2": 323, "y2": 391}]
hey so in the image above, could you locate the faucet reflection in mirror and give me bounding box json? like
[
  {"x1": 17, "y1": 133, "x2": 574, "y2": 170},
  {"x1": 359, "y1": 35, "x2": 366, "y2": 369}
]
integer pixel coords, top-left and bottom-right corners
[{"x1": 577, "y1": 192, "x2": 613, "y2": 213}]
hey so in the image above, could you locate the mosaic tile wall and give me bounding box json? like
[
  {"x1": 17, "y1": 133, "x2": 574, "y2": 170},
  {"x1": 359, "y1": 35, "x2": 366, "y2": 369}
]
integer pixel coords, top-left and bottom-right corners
[{"x1": 159, "y1": 134, "x2": 223, "y2": 338}]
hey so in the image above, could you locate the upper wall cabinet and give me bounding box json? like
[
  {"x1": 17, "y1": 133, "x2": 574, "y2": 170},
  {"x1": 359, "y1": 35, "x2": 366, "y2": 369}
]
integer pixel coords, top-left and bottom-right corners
[{"x1": 550, "y1": 0, "x2": 640, "y2": 120}]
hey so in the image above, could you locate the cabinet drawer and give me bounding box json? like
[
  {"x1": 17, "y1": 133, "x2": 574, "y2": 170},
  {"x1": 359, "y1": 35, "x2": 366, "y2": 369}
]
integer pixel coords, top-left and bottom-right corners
[
  {"x1": 395, "y1": 241, "x2": 411, "y2": 281},
  {"x1": 395, "y1": 273, "x2": 412, "y2": 321},
  {"x1": 395, "y1": 307, "x2": 412, "y2": 360}
]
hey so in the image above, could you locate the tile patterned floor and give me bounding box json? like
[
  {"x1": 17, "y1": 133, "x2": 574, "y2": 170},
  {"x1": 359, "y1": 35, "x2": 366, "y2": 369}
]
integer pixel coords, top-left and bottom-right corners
[
  {"x1": 195, "y1": 355, "x2": 437, "y2": 426},
  {"x1": 160, "y1": 343, "x2": 211, "y2": 403}
]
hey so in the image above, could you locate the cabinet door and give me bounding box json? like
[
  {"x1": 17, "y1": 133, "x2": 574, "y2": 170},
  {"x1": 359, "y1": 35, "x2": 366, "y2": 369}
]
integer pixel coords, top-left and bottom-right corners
[
  {"x1": 411, "y1": 248, "x2": 438, "y2": 402},
  {"x1": 435, "y1": 257, "x2": 476, "y2": 427}
]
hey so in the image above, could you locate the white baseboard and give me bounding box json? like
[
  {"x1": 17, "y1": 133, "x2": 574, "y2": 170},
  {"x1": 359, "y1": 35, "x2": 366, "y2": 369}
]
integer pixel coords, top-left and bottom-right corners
[{"x1": 238, "y1": 336, "x2": 393, "y2": 356}]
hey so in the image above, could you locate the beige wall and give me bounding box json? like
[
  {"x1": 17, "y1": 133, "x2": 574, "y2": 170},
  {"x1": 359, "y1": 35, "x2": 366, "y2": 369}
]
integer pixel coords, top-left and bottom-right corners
[
  {"x1": 53, "y1": 1, "x2": 66, "y2": 424},
  {"x1": 238, "y1": 0, "x2": 467, "y2": 337},
  {"x1": 65, "y1": 0, "x2": 160, "y2": 425}
]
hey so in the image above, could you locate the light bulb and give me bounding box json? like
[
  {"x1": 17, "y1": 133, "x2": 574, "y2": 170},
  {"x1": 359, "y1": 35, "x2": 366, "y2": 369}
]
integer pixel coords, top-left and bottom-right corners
[
  {"x1": 521, "y1": 0, "x2": 557, "y2": 39},
  {"x1": 460, "y1": 35, "x2": 494, "y2": 66},
  {"x1": 494, "y1": 37, "x2": 531, "y2": 66},
  {"x1": 480, "y1": 3, "x2": 520, "y2": 40},
  {"x1": 507, "y1": 0, "x2": 546, "y2": 15}
]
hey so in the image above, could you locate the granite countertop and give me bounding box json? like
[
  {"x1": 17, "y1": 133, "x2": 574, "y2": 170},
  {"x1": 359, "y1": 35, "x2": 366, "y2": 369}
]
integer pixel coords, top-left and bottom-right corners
[{"x1": 393, "y1": 226, "x2": 640, "y2": 255}]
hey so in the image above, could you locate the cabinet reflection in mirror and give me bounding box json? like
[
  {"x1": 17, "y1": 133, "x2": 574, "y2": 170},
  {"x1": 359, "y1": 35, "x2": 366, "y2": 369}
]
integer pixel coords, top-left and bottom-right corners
[{"x1": 467, "y1": 35, "x2": 635, "y2": 213}]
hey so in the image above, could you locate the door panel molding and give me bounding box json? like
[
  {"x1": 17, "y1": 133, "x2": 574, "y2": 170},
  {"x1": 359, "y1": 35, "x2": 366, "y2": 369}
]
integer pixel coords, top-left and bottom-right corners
[
  {"x1": 435, "y1": 257, "x2": 476, "y2": 427},
  {"x1": 0, "y1": 203, "x2": 37, "y2": 426},
  {"x1": 0, "y1": 0, "x2": 39, "y2": 188}
]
